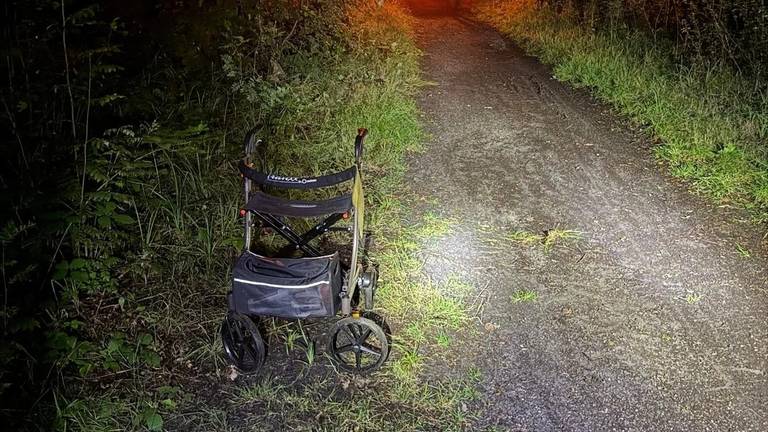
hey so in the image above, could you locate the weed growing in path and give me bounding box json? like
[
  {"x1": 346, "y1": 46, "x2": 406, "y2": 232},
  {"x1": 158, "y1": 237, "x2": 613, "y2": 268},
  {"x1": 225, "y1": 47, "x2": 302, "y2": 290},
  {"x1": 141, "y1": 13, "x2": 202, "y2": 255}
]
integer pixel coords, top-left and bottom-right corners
[
  {"x1": 508, "y1": 230, "x2": 545, "y2": 246},
  {"x1": 542, "y1": 228, "x2": 581, "y2": 250},
  {"x1": 437, "y1": 332, "x2": 452, "y2": 348},
  {"x1": 507, "y1": 227, "x2": 582, "y2": 251},
  {"x1": 735, "y1": 243, "x2": 751, "y2": 258},
  {"x1": 511, "y1": 289, "x2": 538, "y2": 303},
  {"x1": 686, "y1": 293, "x2": 703, "y2": 304}
]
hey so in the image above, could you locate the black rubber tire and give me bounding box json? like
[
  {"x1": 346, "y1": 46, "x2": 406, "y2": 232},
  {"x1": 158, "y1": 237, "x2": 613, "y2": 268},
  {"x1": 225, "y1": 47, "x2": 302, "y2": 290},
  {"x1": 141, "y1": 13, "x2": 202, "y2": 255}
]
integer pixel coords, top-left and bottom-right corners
[
  {"x1": 328, "y1": 316, "x2": 389, "y2": 374},
  {"x1": 362, "y1": 268, "x2": 378, "y2": 310},
  {"x1": 362, "y1": 310, "x2": 392, "y2": 360},
  {"x1": 221, "y1": 311, "x2": 266, "y2": 374}
]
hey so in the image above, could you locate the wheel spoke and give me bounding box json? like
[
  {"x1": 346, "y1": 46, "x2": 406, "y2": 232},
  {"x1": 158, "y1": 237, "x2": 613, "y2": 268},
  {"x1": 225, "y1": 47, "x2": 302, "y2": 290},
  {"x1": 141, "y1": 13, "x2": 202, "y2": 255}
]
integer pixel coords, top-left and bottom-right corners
[
  {"x1": 335, "y1": 344, "x2": 354, "y2": 354},
  {"x1": 330, "y1": 317, "x2": 389, "y2": 373},
  {"x1": 233, "y1": 321, "x2": 244, "y2": 343},
  {"x1": 341, "y1": 325, "x2": 356, "y2": 343},
  {"x1": 226, "y1": 321, "x2": 237, "y2": 345},
  {"x1": 347, "y1": 324, "x2": 360, "y2": 340},
  {"x1": 244, "y1": 340, "x2": 259, "y2": 363},
  {"x1": 236, "y1": 342, "x2": 245, "y2": 362},
  {"x1": 358, "y1": 328, "x2": 372, "y2": 344},
  {"x1": 359, "y1": 344, "x2": 381, "y2": 357}
]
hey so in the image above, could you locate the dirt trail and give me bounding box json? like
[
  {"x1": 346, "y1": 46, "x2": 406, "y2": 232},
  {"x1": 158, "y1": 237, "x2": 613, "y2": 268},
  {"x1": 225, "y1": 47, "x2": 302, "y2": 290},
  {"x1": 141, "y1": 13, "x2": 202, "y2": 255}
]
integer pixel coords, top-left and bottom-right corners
[{"x1": 405, "y1": 4, "x2": 767, "y2": 431}]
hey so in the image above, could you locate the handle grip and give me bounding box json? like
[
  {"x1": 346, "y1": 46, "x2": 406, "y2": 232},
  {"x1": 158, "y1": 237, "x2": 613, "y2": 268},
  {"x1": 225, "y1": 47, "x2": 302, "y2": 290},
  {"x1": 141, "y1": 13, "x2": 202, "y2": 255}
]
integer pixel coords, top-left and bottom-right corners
[
  {"x1": 355, "y1": 128, "x2": 368, "y2": 164},
  {"x1": 244, "y1": 128, "x2": 263, "y2": 156},
  {"x1": 243, "y1": 128, "x2": 267, "y2": 174}
]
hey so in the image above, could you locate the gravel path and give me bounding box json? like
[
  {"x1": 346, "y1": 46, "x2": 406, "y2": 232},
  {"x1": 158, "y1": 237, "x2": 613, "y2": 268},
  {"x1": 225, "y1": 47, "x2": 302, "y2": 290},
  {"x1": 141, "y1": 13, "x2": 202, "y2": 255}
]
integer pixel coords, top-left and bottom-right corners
[{"x1": 406, "y1": 3, "x2": 768, "y2": 430}]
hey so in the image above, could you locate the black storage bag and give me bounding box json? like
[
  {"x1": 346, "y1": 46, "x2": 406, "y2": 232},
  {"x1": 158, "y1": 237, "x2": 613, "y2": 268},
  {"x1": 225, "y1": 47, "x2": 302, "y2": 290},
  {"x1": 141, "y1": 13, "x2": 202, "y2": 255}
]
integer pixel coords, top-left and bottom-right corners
[{"x1": 230, "y1": 251, "x2": 342, "y2": 319}]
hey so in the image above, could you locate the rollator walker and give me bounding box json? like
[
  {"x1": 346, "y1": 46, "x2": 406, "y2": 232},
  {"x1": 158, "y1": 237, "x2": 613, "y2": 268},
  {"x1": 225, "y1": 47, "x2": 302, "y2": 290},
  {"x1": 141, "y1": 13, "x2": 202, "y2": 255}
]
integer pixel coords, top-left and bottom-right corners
[{"x1": 220, "y1": 129, "x2": 390, "y2": 374}]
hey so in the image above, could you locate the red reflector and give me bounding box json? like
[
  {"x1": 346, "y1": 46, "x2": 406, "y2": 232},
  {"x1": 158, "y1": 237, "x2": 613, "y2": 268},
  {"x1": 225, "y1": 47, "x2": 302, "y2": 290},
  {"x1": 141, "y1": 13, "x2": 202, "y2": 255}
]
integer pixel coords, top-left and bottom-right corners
[
  {"x1": 239, "y1": 209, "x2": 247, "y2": 217},
  {"x1": 342, "y1": 212, "x2": 349, "y2": 220}
]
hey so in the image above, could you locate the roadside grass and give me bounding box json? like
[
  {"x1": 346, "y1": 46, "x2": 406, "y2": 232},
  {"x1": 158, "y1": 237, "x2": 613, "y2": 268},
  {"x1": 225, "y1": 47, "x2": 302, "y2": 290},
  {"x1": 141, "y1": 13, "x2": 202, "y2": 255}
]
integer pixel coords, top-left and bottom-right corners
[
  {"x1": 225, "y1": 372, "x2": 480, "y2": 432},
  {"x1": 475, "y1": 1, "x2": 768, "y2": 223},
  {"x1": 437, "y1": 331, "x2": 452, "y2": 347},
  {"x1": 377, "y1": 244, "x2": 468, "y2": 333},
  {"x1": 440, "y1": 274, "x2": 476, "y2": 300},
  {"x1": 55, "y1": 397, "x2": 139, "y2": 432}
]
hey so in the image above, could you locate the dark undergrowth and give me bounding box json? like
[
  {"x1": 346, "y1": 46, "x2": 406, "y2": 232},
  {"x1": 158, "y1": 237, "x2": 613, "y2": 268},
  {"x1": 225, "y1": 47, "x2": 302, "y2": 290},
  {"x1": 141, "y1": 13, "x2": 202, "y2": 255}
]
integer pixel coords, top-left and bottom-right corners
[
  {"x1": 474, "y1": 0, "x2": 768, "y2": 224},
  {"x1": 2, "y1": 1, "x2": 479, "y2": 430}
]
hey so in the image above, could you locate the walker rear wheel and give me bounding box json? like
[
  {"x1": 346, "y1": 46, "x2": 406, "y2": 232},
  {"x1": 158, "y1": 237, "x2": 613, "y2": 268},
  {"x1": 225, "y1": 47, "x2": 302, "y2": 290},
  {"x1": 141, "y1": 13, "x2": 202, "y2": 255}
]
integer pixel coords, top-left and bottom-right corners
[
  {"x1": 360, "y1": 267, "x2": 378, "y2": 310},
  {"x1": 362, "y1": 310, "x2": 391, "y2": 356},
  {"x1": 328, "y1": 316, "x2": 389, "y2": 374},
  {"x1": 221, "y1": 311, "x2": 266, "y2": 374}
]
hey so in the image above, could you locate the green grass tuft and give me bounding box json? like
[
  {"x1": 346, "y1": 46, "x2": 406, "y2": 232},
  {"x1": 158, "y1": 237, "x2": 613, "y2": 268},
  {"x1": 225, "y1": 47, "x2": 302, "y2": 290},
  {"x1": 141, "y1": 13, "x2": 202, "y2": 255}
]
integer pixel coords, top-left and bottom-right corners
[
  {"x1": 508, "y1": 230, "x2": 545, "y2": 246},
  {"x1": 511, "y1": 289, "x2": 538, "y2": 303},
  {"x1": 736, "y1": 243, "x2": 752, "y2": 258},
  {"x1": 685, "y1": 293, "x2": 703, "y2": 304},
  {"x1": 542, "y1": 228, "x2": 581, "y2": 250},
  {"x1": 506, "y1": 227, "x2": 581, "y2": 251},
  {"x1": 413, "y1": 212, "x2": 456, "y2": 239}
]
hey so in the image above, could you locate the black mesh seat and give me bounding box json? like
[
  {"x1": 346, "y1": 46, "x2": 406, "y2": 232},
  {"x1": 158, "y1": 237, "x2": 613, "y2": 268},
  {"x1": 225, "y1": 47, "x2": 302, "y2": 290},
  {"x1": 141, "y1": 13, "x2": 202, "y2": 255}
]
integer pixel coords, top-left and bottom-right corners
[{"x1": 245, "y1": 191, "x2": 352, "y2": 218}]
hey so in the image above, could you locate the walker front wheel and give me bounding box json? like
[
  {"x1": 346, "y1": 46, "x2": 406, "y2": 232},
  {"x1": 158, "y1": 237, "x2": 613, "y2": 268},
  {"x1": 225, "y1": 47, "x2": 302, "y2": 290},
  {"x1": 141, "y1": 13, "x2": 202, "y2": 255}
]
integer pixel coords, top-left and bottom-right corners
[
  {"x1": 221, "y1": 311, "x2": 266, "y2": 374},
  {"x1": 328, "y1": 316, "x2": 389, "y2": 374}
]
